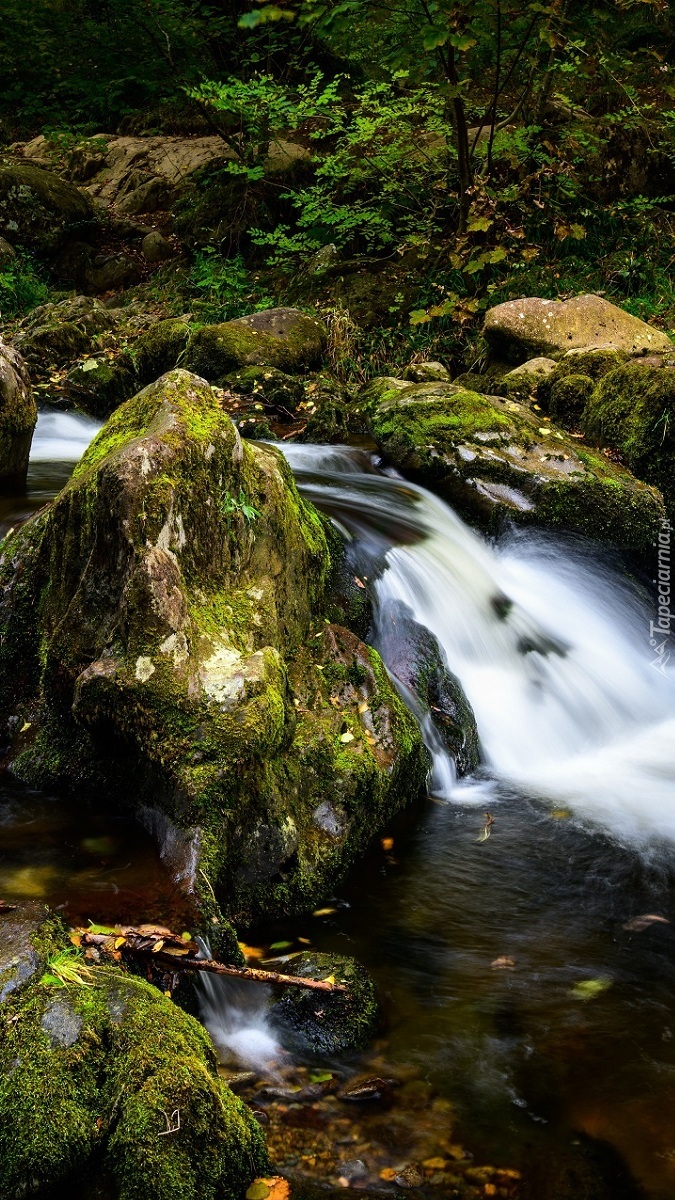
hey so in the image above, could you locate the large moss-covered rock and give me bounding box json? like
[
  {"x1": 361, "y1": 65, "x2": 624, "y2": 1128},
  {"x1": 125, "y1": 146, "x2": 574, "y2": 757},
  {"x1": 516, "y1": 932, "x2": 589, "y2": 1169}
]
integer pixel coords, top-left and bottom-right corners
[
  {"x1": 0, "y1": 370, "x2": 426, "y2": 918},
  {"x1": 582, "y1": 363, "x2": 675, "y2": 519},
  {"x1": 0, "y1": 164, "x2": 95, "y2": 258},
  {"x1": 483, "y1": 294, "x2": 672, "y2": 362},
  {"x1": 12, "y1": 295, "x2": 118, "y2": 369},
  {"x1": 269, "y1": 951, "x2": 378, "y2": 1057},
  {"x1": 0, "y1": 902, "x2": 267, "y2": 1200},
  {"x1": 362, "y1": 377, "x2": 665, "y2": 553},
  {"x1": 0, "y1": 337, "x2": 37, "y2": 492},
  {"x1": 185, "y1": 308, "x2": 327, "y2": 382}
]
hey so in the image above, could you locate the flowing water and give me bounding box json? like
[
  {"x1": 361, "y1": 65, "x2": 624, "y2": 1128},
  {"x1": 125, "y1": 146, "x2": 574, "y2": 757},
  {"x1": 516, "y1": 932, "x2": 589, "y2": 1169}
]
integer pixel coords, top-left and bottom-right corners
[{"x1": 3, "y1": 416, "x2": 675, "y2": 1195}]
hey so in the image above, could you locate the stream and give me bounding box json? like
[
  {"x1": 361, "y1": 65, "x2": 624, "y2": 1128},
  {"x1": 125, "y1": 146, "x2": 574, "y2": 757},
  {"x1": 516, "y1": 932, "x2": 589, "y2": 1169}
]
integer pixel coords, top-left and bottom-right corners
[{"x1": 3, "y1": 413, "x2": 675, "y2": 1197}]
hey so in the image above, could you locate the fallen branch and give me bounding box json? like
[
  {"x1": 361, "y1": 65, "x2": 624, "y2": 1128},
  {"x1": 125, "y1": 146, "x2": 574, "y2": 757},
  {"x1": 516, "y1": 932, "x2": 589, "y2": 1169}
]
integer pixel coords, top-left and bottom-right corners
[
  {"x1": 0, "y1": 901, "x2": 18, "y2": 914},
  {"x1": 77, "y1": 925, "x2": 347, "y2": 994},
  {"x1": 158, "y1": 955, "x2": 347, "y2": 993}
]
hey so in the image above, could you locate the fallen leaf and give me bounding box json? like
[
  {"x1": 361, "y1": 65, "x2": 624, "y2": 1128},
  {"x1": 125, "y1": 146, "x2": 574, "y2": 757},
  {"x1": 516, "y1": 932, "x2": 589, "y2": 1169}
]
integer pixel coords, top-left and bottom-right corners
[
  {"x1": 340, "y1": 731, "x2": 355, "y2": 743},
  {"x1": 322, "y1": 974, "x2": 336, "y2": 984},
  {"x1": 380, "y1": 1168, "x2": 398, "y2": 1182},
  {"x1": 571, "y1": 976, "x2": 612, "y2": 1000},
  {"x1": 491, "y1": 956, "x2": 516, "y2": 970},
  {"x1": 269, "y1": 941, "x2": 293, "y2": 951},
  {"x1": 381, "y1": 837, "x2": 394, "y2": 851},
  {"x1": 151, "y1": 939, "x2": 165, "y2": 953},
  {"x1": 423, "y1": 1158, "x2": 448, "y2": 1171},
  {"x1": 622, "y1": 913, "x2": 670, "y2": 932},
  {"x1": 312, "y1": 907, "x2": 337, "y2": 917},
  {"x1": 354, "y1": 577, "x2": 366, "y2": 589},
  {"x1": 551, "y1": 808, "x2": 571, "y2": 819},
  {"x1": 358, "y1": 701, "x2": 369, "y2": 714},
  {"x1": 20, "y1": 721, "x2": 31, "y2": 733}
]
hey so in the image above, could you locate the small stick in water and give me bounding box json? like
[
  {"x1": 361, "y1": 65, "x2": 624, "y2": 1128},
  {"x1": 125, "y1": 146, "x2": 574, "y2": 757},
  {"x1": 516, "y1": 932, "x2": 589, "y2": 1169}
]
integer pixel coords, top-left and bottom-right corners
[{"x1": 476, "y1": 812, "x2": 495, "y2": 843}]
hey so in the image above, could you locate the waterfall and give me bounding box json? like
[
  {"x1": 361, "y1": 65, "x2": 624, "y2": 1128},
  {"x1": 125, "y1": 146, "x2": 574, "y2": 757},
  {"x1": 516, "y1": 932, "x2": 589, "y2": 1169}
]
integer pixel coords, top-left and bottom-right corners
[
  {"x1": 195, "y1": 940, "x2": 286, "y2": 1075},
  {"x1": 283, "y1": 444, "x2": 675, "y2": 849}
]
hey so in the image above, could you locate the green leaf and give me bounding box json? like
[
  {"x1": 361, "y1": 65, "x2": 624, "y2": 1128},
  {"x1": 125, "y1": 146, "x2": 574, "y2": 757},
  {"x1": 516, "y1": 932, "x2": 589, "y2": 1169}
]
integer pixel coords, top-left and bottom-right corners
[
  {"x1": 422, "y1": 27, "x2": 448, "y2": 50},
  {"x1": 269, "y1": 941, "x2": 293, "y2": 951},
  {"x1": 310, "y1": 1070, "x2": 334, "y2": 1083},
  {"x1": 571, "y1": 976, "x2": 613, "y2": 1001},
  {"x1": 448, "y1": 33, "x2": 477, "y2": 51}
]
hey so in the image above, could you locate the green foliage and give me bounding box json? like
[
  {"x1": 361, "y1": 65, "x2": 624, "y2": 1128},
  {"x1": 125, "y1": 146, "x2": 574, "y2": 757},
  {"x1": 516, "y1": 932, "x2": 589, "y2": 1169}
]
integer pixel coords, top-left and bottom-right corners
[
  {"x1": 0, "y1": 256, "x2": 50, "y2": 318},
  {"x1": 188, "y1": 250, "x2": 274, "y2": 321},
  {"x1": 221, "y1": 489, "x2": 261, "y2": 524}
]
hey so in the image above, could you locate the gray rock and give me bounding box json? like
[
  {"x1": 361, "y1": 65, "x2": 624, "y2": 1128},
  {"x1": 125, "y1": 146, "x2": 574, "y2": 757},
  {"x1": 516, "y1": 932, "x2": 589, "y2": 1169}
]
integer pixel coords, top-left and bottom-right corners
[
  {"x1": 0, "y1": 236, "x2": 16, "y2": 266},
  {"x1": 115, "y1": 177, "x2": 171, "y2": 215},
  {"x1": 484, "y1": 294, "x2": 672, "y2": 361},
  {"x1": 402, "y1": 361, "x2": 450, "y2": 384},
  {"x1": 141, "y1": 230, "x2": 173, "y2": 263},
  {"x1": 0, "y1": 338, "x2": 37, "y2": 492},
  {"x1": 41, "y1": 996, "x2": 83, "y2": 1048},
  {"x1": 0, "y1": 901, "x2": 49, "y2": 1004}
]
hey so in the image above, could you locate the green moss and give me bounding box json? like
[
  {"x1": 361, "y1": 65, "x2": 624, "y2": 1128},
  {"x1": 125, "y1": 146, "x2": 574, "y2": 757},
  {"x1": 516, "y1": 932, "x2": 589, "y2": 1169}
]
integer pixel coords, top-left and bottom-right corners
[
  {"x1": 583, "y1": 362, "x2": 675, "y2": 517},
  {"x1": 132, "y1": 318, "x2": 191, "y2": 385},
  {"x1": 546, "y1": 372, "x2": 596, "y2": 424},
  {"x1": 0, "y1": 961, "x2": 267, "y2": 1200}
]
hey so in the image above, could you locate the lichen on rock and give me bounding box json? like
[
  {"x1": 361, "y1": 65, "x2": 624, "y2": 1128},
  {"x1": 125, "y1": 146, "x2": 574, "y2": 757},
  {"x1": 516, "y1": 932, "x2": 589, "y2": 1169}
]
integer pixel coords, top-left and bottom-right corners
[
  {"x1": 0, "y1": 369, "x2": 426, "y2": 919},
  {"x1": 360, "y1": 376, "x2": 665, "y2": 554},
  {"x1": 185, "y1": 308, "x2": 327, "y2": 382}
]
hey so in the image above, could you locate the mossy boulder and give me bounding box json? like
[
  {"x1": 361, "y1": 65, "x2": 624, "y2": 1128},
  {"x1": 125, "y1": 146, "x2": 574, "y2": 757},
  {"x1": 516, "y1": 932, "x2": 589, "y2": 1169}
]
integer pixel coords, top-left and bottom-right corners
[
  {"x1": 0, "y1": 370, "x2": 426, "y2": 918},
  {"x1": 536, "y1": 347, "x2": 629, "y2": 422},
  {"x1": 226, "y1": 365, "x2": 305, "y2": 419},
  {"x1": 361, "y1": 377, "x2": 665, "y2": 553},
  {"x1": 582, "y1": 362, "x2": 675, "y2": 519},
  {"x1": 64, "y1": 351, "x2": 139, "y2": 417},
  {"x1": 0, "y1": 337, "x2": 37, "y2": 493},
  {"x1": 185, "y1": 308, "x2": 327, "y2": 382},
  {"x1": 132, "y1": 317, "x2": 191, "y2": 385},
  {"x1": 269, "y1": 952, "x2": 378, "y2": 1057},
  {"x1": 299, "y1": 376, "x2": 369, "y2": 444},
  {"x1": 12, "y1": 295, "x2": 117, "y2": 369},
  {"x1": 0, "y1": 902, "x2": 267, "y2": 1200},
  {"x1": 483, "y1": 294, "x2": 672, "y2": 363},
  {"x1": 499, "y1": 357, "x2": 556, "y2": 403},
  {"x1": 0, "y1": 164, "x2": 96, "y2": 258},
  {"x1": 402, "y1": 361, "x2": 451, "y2": 384}
]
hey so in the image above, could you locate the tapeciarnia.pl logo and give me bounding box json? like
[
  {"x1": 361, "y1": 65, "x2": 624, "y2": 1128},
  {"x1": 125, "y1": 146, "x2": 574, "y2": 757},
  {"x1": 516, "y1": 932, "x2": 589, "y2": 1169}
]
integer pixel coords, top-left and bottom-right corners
[{"x1": 650, "y1": 518, "x2": 672, "y2": 675}]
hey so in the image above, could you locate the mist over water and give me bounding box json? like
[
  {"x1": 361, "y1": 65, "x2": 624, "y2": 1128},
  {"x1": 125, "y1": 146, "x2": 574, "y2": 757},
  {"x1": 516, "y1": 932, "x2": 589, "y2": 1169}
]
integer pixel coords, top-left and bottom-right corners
[{"x1": 283, "y1": 443, "x2": 675, "y2": 850}]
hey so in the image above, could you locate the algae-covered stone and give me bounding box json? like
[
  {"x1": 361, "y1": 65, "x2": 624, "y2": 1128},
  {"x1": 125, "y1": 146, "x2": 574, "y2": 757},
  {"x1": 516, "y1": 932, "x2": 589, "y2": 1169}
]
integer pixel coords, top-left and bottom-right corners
[
  {"x1": 537, "y1": 347, "x2": 629, "y2": 421},
  {"x1": 0, "y1": 903, "x2": 267, "y2": 1200},
  {"x1": 582, "y1": 362, "x2": 675, "y2": 518},
  {"x1": 501, "y1": 357, "x2": 556, "y2": 402},
  {"x1": 64, "y1": 351, "x2": 139, "y2": 417},
  {"x1": 269, "y1": 952, "x2": 378, "y2": 1056},
  {"x1": 0, "y1": 370, "x2": 426, "y2": 917},
  {"x1": 185, "y1": 307, "x2": 327, "y2": 381},
  {"x1": 0, "y1": 337, "x2": 37, "y2": 492},
  {"x1": 361, "y1": 377, "x2": 665, "y2": 553},
  {"x1": 483, "y1": 294, "x2": 672, "y2": 362},
  {"x1": 546, "y1": 372, "x2": 596, "y2": 424},
  {"x1": 132, "y1": 317, "x2": 191, "y2": 385},
  {"x1": 0, "y1": 163, "x2": 95, "y2": 258}
]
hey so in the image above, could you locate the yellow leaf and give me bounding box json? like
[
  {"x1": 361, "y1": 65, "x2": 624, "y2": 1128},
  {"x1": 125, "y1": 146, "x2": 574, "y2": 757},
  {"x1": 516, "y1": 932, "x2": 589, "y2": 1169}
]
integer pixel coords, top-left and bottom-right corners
[
  {"x1": 151, "y1": 939, "x2": 165, "y2": 953},
  {"x1": 312, "y1": 907, "x2": 337, "y2": 917},
  {"x1": 381, "y1": 837, "x2": 394, "y2": 851},
  {"x1": 571, "y1": 976, "x2": 612, "y2": 1000},
  {"x1": 161, "y1": 946, "x2": 191, "y2": 956},
  {"x1": 322, "y1": 974, "x2": 336, "y2": 984},
  {"x1": 20, "y1": 722, "x2": 31, "y2": 733},
  {"x1": 538, "y1": 427, "x2": 551, "y2": 436},
  {"x1": 358, "y1": 701, "x2": 369, "y2": 714},
  {"x1": 114, "y1": 937, "x2": 126, "y2": 950},
  {"x1": 340, "y1": 731, "x2": 355, "y2": 743}
]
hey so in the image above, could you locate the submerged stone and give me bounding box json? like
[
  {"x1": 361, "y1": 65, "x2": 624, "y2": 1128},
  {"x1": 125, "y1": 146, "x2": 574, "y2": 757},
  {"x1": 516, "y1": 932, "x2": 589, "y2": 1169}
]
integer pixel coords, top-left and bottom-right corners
[{"x1": 269, "y1": 951, "x2": 378, "y2": 1056}]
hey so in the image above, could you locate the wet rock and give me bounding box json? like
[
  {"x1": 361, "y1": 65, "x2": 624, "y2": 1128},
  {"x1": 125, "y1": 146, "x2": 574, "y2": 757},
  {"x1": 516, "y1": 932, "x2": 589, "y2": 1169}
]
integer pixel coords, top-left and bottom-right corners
[
  {"x1": 375, "y1": 600, "x2": 480, "y2": 776},
  {"x1": 394, "y1": 1164, "x2": 424, "y2": 1188},
  {"x1": 0, "y1": 163, "x2": 96, "y2": 259},
  {"x1": 269, "y1": 952, "x2": 379, "y2": 1056},
  {"x1": 142, "y1": 229, "x2": 173, "y2": 262},
  {"x1": 338, "y1": 1076, "x2": 397, "y2": 1103},
  {"x1": 0, "y1": 900, "x2": 51, "y2": 1004},
  {"x1": 500, "y1": 356, "x2": 557, "y2": 403},
  {"x1": 483, "y1": 294, "x2": 672, "y2": 362},
  {"x1": 85, "y1": 252, "x2": 142, "y2": 292},
  {"x1": 185, "y1": 308, "x2": 327, "y2": 381},
  {"x1": 41, "y1": 995, "x2": 84, "y2": 1047},
  {"x1": 0, "y1": 370, "x2": 426, "y2": 918},
  {"x1": 299, "y1": 376, "x2": 368, "y2": 444},
  {"x1": 361, "y1": 376, "x2": 665, "y2": 555},
  {"x1": 0, "y1": 337, "x2": 37, "y2": 493}
]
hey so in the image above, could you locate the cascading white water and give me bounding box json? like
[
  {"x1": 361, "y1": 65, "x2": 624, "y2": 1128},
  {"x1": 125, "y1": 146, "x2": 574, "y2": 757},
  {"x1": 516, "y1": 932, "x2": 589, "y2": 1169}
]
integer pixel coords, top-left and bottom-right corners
[
  {"x1": 283, "y1": 444, "x2": 675, "y2": 849},
  {"x1": 29, "y1": 410, "x2": 103, "y2": 462},
  {"x1": 196, "y1": 940, "x2": 285, "y2": 1075}
]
